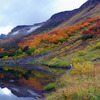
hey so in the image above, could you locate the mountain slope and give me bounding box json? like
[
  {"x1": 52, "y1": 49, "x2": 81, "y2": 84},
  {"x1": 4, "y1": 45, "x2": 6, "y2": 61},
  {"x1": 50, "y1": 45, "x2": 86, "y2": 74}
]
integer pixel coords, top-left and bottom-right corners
[
  {"x1": 0, "y1": 0, "x2": 100, "y2": 60},
  {"x1": 0, "y1": 16, "x2": 100, "y2": 60},
  {"x1": 32, "y1": 0, "x2": 100, "y2": 34},
  {"x1": 54, "y1": 0, "x2": 100, "y2": 29}
]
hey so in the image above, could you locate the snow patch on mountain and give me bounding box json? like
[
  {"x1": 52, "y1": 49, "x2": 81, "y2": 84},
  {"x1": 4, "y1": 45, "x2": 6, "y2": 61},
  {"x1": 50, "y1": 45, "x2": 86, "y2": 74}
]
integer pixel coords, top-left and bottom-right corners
[
  {"x1": 11, "y1": 25, "x2": 41, "y2": 36},
  {"x1": 12, "y1": 31, "x2": 19, "y2": 35},
  {"x1": 27, "y1": 25, "x2": 41, "y2": 33}
]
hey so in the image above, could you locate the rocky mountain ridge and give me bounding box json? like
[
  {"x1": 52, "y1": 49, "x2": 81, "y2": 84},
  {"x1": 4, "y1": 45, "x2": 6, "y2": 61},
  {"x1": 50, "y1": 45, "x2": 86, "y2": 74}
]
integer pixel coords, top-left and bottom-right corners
[
  {"x1": 49, "y1": 0, "x2": 100, "y2": 22},
  {"x1": 5, "y1": 0, "x2": 100, "y2": 39}
]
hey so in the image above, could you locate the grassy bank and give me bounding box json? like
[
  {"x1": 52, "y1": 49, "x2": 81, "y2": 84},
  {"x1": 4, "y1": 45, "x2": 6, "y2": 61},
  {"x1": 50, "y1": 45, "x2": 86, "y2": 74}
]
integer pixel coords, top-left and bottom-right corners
[
  {"x1": 45, "y1": 62, "x2": 100, "y2": 100},
  {"x1": 37, "y1": 40, "x2": 100, "y2": 100}
]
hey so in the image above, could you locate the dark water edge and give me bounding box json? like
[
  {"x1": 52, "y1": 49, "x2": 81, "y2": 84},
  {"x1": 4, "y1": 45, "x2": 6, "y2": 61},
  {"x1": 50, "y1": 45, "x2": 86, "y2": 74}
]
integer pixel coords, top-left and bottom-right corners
[{"x1": 0, "y1": 64, "x2": 56, "y2": 100}]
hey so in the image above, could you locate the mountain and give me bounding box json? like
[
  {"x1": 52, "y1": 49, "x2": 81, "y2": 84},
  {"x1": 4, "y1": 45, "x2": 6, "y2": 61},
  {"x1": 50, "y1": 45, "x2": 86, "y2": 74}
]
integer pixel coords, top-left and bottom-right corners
[
  {"x1": 5, "y1": 0, "x2": 100, "y2": 40},
  {"x1": 53, "y1": 0, "x2": 100, "y2": 29}
]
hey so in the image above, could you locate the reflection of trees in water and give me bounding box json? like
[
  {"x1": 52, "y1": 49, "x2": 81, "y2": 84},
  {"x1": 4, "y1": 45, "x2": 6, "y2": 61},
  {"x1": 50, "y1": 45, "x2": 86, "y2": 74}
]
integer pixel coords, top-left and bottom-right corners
[
  {"x1": 0, "y1": 67, "x2": 35, "y2": 81},
  {"x1": 0, "y1": 66, "x2": 55, "y2": 91}
]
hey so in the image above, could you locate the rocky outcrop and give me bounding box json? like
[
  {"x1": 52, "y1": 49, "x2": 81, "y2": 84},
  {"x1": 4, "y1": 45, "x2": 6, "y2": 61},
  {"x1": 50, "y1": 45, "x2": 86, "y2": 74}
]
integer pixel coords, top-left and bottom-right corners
[
  {"x1": 49, "y1": 0, "x2": 100, "y2": 22},
  {"x1": 80, "y1": 0, "x2": 100, "y2": 9}
]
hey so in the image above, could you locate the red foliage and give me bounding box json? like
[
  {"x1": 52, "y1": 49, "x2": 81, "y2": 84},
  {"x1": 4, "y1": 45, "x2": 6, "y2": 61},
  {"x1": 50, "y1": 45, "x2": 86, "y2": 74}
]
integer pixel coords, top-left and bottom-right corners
[
  {"x1": 82, "y1": 21, "x2": 100, "y2": 36},
  {"x1": 18, "y1": 17, "x2": 100, "y2": 49}
]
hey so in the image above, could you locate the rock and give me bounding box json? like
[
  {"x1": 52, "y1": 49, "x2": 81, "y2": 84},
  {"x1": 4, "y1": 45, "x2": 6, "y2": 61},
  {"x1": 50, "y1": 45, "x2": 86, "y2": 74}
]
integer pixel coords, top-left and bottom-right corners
[
  {"x1": 9, "y1": 80, "x2": 15, "y2": 83},
  {"x1": 93, "y1": 58, "x2": 100, "y2": 61}
]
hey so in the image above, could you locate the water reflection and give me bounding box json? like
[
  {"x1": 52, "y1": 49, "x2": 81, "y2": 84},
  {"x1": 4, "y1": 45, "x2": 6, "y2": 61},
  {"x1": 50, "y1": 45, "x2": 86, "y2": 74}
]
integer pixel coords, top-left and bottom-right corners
[
  {"x1": 0, "y1": 88, "x2": 36, "y2": 100},
  {"x1": 0, "y1": 64, "x2": 66, "y2": 99},
  {"x1": 1, "y1": 88, "x2": 11, "y2": 95},
  {"x1": 0, "y1": 64, "x2": 58, "y2": 99}
]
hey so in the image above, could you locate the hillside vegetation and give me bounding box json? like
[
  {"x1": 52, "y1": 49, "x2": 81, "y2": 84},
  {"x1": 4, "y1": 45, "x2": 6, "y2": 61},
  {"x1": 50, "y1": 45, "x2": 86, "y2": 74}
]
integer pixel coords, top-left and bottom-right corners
[
  {"x1": 0, "y1": 17, "x2": 100, "y2": 60},
  {"x1": 45, "y1": 62, "x2": 100, "y2": 100}
]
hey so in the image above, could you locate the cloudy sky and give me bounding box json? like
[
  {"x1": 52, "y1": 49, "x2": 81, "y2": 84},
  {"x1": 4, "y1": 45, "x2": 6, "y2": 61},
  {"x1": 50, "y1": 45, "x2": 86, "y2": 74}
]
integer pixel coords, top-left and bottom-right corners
[{"x1": 0, "y1": 0, "x2": 87, "y2": 35}]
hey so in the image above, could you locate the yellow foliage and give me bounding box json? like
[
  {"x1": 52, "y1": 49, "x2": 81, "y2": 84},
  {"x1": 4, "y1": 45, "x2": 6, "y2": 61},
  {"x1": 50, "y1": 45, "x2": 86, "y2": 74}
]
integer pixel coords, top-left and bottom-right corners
[
  {"x1": 75, "y1": 40, "x2": 82, "y2": 44},
  {"x1": 60, "y1": 48, "x2": 65, "y2": 53},
  {"x1": 53, "y1": 58, "x2": 60, "y2": 61},
  {"x1": 17, "y1": 52, "x2": 27, "y2": 59},
  {"x1": 72, "y1": 57, "x2": 84, "y2": 63},
  {"x1": 2, "y1": 56, "x2": 9, "y2": 60},
  {"x1": 78, "y1": 50, "x2": 86, "y2": 56},
  {"x1": 71, "y1": 62, "x2": 94, "y2": 75},
  {"x1": 47, "y1": 58, "x2": 61, "y2": 66},
  {"x1": 93, "y1": 42, "x2": 100, "y2": 49}
]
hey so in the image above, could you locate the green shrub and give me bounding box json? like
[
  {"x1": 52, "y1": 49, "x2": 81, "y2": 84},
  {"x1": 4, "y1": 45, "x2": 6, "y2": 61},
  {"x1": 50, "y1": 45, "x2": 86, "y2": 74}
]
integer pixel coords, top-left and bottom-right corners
[
  {"x1": 15, "y1": 51, "x2": 23, "y2": 56},
  {"x1": 93, "y1": 42, "x2": 100, "y2": 49},
  {"x1": 58, "y1": 39, "x2": 66, "y2": 43},
  {"x1": 22, "y1": 46, "x2": 29, "y2": 52},
  {"x1": 26, "y1": 48, "x2": 35, "y2": 55},
  {"x1": 82, "y1": 34, "x2": 93, "y2": 40},
  {"x1": 72, "y1": 57, "x2": 84, "y2": 64},
  {"x1": 78, "y1": 50, "x2": 86, "y2": 56},
  {"x1": 44, "y1": 83, "x2": 55, "y2": 91},
  {"x1": 93, "y1": 26, "x2": 100, "y2": 31}
]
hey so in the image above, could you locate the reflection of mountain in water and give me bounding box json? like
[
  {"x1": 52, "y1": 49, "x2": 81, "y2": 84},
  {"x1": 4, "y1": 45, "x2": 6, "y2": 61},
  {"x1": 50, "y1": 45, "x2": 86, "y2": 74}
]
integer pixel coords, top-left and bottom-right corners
[
  {"x1": 0, "y1": 84, "x2": 42, "y2": 100},
  {"x1": 0, "y1": 87, "x2": 36, "y2": 100}
]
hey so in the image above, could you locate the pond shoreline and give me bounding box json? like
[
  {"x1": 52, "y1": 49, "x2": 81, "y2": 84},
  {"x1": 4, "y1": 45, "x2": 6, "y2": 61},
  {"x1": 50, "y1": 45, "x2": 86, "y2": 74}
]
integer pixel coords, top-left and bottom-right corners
[
  {"x1": 42, "y1": 64, "x2": 70, "y2": 69},
  {"x1": 0, "y1": 52, "x2": 73, "y2": 100},
  {"x1": 0, "y1": 53, "x2": 52, "y2": 65}
]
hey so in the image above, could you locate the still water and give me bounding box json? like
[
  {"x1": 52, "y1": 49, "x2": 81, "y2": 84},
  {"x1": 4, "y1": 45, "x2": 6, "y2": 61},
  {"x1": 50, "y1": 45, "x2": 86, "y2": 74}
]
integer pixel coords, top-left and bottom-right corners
[
  {"x1": 0, "y1": 64, "x2": 66, "y2": 100},
  {"x1": 0, "y1": 87, "x2": 35, "y2": 100}
]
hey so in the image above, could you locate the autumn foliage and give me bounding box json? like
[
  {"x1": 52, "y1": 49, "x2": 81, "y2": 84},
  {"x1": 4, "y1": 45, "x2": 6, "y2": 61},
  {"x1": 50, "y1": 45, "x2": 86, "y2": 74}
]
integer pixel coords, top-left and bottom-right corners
[
  {"x1": 19, "y1": 17, "x2": 100, "y2": 47},
  {"x1": 0, "y1": 17, "x2": 100, "y2": 58},
  {"x1": 82, "y1": 20, "x2": 100, "y2": 40}
]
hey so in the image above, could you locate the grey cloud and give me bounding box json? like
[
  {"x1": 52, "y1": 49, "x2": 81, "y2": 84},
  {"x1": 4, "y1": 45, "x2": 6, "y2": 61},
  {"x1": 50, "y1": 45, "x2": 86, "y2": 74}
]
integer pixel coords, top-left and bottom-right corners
[{"x1": 0, "y1": 0, "x2": 55, "y2": 27}]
